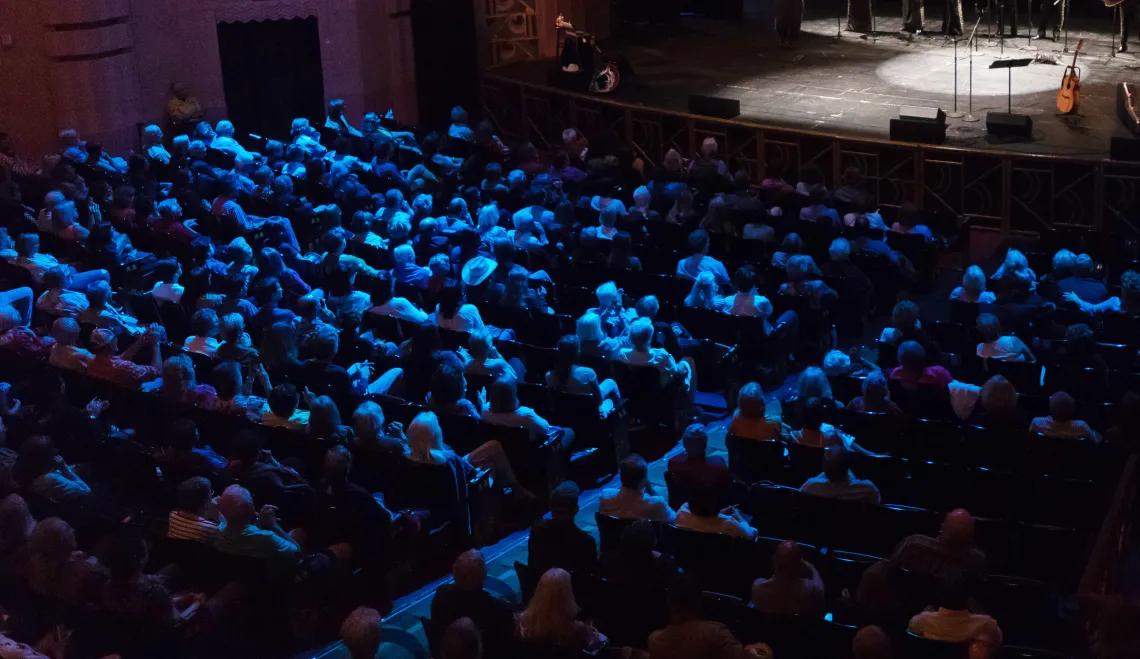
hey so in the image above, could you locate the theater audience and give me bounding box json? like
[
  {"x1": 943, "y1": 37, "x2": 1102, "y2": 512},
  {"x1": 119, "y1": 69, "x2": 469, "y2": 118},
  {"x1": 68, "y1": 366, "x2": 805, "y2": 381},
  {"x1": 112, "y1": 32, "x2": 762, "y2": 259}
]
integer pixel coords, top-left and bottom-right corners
[
  {"x1": 675, "y1": 483, "x2": 758, "y2": 540},
  {"x1": 430, "y1": 550, "x2": 516, "y2": 657},
  {"x1": 908, "y1": 571, "x2": 1003, "y2": 644},
  {"x1": 890, "y1": 341, "x2": 952, "y2": 390},
  {"x1": 648, "y1": 574, "x2": 751, "y2": 659},
  {"x1": 667, "y1": 423, "x2": 732, "y2": 490},
  {"x1": 1030, "y1": 391, "x2": 1101, "y2": 442},
  {"x1": 847, "y1": 371, "x2": 904, "y2": 416},
  {"x1": 891, "y1": 508, "x2": 987, "y2": 580},
  {"x1": 518, "y1": 568, "x2": 605, "y2": 652},
  {"x1": 751, "y1": 540, "x2": 825, "y2": 615},
  {"x1": 528, "y1": 480, "x2": 599, "y2": 578},
  {"x1": 975, "y1": 313, "x2": 1035, "y2": 362},
  {"x1": 728, "y1": 382, "x2": 789, "y2": 442},
  {"x1": 952, "y1": 265, "x2": 998, "y2": 304},
  {"x1": 801, "y1": 444, "x2": 881, "y2": 503},
  {"x1": 600, "y1": 454, "x2": 676, "y2": 523},
  {"x1": 214, "y1": 483, "x2": 301, "y2": 568}
]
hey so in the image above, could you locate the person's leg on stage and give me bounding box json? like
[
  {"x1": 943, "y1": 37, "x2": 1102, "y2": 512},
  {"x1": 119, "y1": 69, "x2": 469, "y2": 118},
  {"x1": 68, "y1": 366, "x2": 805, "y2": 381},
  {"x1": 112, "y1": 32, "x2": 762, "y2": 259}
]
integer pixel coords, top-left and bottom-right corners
[
  {"x1": 943, "y1": 0, "x2": 963, "y2": 35},
  {"x1": 1123, "y1": 1, "x2": 1139, "y2": 52},
  {"x1": 1036, "y1": 0, "x2": 1056, "y2": 39},
  {"x1": 902, "y1": 0, "x2": 924, "y2": 32}
]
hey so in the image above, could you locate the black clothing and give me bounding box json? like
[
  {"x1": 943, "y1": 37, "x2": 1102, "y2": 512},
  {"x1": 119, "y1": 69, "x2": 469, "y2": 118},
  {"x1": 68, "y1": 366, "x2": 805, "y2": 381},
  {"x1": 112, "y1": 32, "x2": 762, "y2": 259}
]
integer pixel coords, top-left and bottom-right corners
[
  {"x1": 527, "y1": 518, "x2": 599, "y2": 578},
  {"x1": 1057, "y1": 276, "x2": 1109, "y2": 305},
  {"x1": 430, "y1": 585, "x2": 517, "y2": 657}
]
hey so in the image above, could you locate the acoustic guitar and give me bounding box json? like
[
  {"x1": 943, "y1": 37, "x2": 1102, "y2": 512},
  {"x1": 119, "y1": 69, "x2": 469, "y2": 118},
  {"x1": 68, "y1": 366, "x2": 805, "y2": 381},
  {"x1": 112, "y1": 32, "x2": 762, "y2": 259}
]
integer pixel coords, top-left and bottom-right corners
[{"x1": 1057, "y1": 39, "x2": 1084, "y2": 115}]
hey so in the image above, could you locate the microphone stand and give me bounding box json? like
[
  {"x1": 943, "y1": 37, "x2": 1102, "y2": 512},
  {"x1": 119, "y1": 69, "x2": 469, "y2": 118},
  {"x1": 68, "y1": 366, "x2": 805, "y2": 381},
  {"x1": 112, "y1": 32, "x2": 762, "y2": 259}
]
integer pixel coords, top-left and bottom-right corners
[
  {"x1": 948, "y1": 38, "x2": 965, "y2": 117},
  {"x1": 964, "y1": 14, "x2": 984, "y2": 122},
  {"x1": 1028, "y1": 0, "x2": 1033, "y2": 47}
]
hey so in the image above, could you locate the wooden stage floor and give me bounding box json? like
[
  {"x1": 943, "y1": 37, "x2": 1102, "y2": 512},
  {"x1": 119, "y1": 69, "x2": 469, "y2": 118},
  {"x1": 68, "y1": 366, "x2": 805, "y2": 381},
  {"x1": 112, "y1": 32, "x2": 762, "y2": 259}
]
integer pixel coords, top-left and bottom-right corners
[{"x1": 492, "y1": 7, "x2": 1140, "y2": 160}]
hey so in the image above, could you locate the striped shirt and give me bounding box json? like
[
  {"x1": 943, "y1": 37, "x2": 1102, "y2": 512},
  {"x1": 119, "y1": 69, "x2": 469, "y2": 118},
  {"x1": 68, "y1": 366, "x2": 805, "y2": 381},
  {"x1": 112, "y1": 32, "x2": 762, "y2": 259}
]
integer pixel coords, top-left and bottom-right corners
[{"x1": 167, "y1": 510, "x2": 221, "y2": 544}]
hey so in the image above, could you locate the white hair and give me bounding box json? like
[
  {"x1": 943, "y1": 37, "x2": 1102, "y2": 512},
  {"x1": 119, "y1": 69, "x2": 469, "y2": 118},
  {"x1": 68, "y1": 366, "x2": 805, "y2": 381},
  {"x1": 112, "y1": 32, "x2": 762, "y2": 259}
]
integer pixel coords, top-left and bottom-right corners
[
  {"x1": 576, "y1": 313, "x2": 605, "y2": 342},
  {"x1": 216, "y1": 120, "x2": 236, "y2": 137},
  {"x1": 393, "y1": 244, "x2": 416, "y2": 264},
  {"x1": 962, "y1": 265, "x2": 987, "y2": 293},
  {"x1": 628, "y1": 317, "x2": 654, "y2": 350},
  {"x1": 595, "y1": 281, "x2": 620, "y2": 308}
]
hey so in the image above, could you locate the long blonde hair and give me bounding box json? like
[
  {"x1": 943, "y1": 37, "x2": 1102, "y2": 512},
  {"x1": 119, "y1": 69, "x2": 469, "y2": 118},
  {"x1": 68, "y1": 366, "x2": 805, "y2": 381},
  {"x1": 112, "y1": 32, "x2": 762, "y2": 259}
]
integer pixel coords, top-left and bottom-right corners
[
  {"x1": 685, "y1": 271, "x2": 719, "y2": 310},
  {"x1": 520, "y1": 568, "x2": 580, "y2": 640}
]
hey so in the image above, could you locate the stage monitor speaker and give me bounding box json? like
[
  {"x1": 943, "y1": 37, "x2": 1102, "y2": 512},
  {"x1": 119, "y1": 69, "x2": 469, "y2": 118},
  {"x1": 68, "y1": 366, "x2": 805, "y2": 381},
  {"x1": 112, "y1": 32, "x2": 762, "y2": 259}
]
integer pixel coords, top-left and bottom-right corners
[
  {"x1": 986, "y1": 112, "x2": 1033, "y2": 139},
  {"x1": 689, "y1": 94, "x2": 740, "y2": 119},
  {"x1": 899, "y1": 105, "x2": 946, "y2": 123},
  {"x1": 890, "y1": 106, "x2": 946, "y2": 145},
  {"x1": 1111, "y1": 136, "x2": 1140, "y2": 161}
]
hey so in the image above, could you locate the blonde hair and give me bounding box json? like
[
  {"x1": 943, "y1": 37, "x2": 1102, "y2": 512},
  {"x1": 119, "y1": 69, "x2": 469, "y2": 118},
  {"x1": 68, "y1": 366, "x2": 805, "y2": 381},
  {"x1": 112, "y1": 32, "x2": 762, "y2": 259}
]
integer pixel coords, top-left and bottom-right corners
[
  {"x1": 576, "y1": 313, "x2": 605, "y2": 342},
  {"x1": 685, "y1": 271, "x2": 719, "y2": 310},
  {"x1": 407, "y1": 411, "x2": 446, "y2": 461},
  {"x1": 520, "y1": 568, "x2": 580, "y2": 641}
]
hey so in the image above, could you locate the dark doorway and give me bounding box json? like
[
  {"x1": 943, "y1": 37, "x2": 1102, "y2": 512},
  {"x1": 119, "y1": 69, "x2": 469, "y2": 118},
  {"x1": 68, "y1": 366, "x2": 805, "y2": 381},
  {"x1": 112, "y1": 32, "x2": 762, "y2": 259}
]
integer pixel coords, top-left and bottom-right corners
[
  {"x1": 410, "y1": 0, "x2": 481, "y2": 129},
  {"x1": 216, "y1": 17, "x2": 325, "y2": 140}
]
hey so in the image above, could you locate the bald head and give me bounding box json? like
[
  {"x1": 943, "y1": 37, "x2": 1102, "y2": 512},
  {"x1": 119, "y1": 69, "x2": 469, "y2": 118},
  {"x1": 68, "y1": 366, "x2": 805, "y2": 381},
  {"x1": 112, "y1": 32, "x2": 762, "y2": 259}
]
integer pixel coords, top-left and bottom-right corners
[
  {"x1": 217, "y1": 484, "x2": 255, "y2": 527},
  {"x1": 452, "y1": 549, "x2": 486, "y2": 591},
  {"x1": 852, "y1": 625, "x2": 893, "y2": 659},
  {"x1": 941, "y1": 509, "x2": 975, "y2": 548},
  {"x1": 773, "y1": 540, "x2": 803, "y2": 577}
]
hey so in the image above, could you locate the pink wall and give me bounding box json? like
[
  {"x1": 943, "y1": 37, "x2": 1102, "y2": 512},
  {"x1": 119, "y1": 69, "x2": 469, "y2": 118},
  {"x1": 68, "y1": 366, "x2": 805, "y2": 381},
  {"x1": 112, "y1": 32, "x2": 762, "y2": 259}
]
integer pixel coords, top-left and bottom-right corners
[{"x1": 2, "y1": 0, "x2": 418, "y2": 162}]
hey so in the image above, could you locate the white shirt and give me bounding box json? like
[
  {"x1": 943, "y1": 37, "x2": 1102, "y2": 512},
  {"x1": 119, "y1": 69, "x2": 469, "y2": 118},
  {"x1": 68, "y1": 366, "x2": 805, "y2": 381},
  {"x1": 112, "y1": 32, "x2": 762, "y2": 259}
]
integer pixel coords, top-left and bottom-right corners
[
  {"x1": 800, "y1": 471, "x2": 881, "y2": 504},
  {"x1": 482, "y1": 406, "x2": 552, "y2": 442},
  {"x1": 674, "y1": 503, "x2": 757, "y2": 539},
  {"x1": 151, "y1": 281, "x2": 185, "y2": 305},
  {"x1": 184, "y1": 336, "x2": 220, "y2": 358},
  {"x1": 369, "y1": 299, "x2": 428, "y2": 324},
  {"x1": 724, "y1": 292, "x2": 773, "y2": 319},
  {"x1": 676, "y1": 255, "x2": 730, "y2": 287},
  {"x1": 36, "y1": 289, "x2": 89, "y2": 317},
  {"x1": 49, "y1": 344, "x2": 93, "y2": 372},
  {"x1": 435, "y1": 304, "x2": 484, "y2": 332},
  {"x1": 909, "y1": 608, "x2": 1002, "y2": 644},
  {"x1": 976, "y1": 336, "x2": 1030, "y2": 362},
  {"x1": 618, "y1": 347, "x2": 683, "y2": 387},
  {"x1": 598, "y1": 486, "x2": 676, "y2": 523}
]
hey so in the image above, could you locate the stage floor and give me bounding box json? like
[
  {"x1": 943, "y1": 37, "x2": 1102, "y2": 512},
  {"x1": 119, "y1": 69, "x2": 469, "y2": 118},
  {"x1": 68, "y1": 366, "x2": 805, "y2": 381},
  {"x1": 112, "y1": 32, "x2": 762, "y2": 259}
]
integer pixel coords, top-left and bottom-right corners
[{"x1": 493, "y1": 5, "x2": 1140, "y2": 160}]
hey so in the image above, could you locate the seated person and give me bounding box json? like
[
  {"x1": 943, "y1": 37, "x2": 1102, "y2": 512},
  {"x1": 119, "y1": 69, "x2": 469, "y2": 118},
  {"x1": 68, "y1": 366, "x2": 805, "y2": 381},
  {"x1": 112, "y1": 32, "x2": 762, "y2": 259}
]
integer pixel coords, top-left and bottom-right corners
[
  {"x1": 430, "y1": 550, "x2": 517, "y2": 658},
  {"x1": 791, "y1": 397, "x2": 858, "y2": 451},
  {"x1": 214, "y1": 484, "x2": 301, "y2": 569},
  {"x1": 576, "y1": 312, "x2": 624, "y2": 360},
  {"x1": 847, "y1": 371, "x2": 904, "y2": 416},
  {"x1": 951, "y1": 265, "x2": 997, "y2": 304},
  {"x1": 47, "y1": 317, "x2": 93, "y2": 373},
  {"x1": 599, "y1": 454, "x2": 676, "y2": 523},
  {"x1": 800, "y1": 444, "x2": 881, "y2": 504},
  {"x1": 393, "y1": 244, "x2": 431, "y2": 288},
  {"x1": 350, "y1": 401, "x2": 408, "y2": 454},
  {"x1": 528, "y1": 481, "x2": 599, "y2": 578},
  {"x1": 617, "y1": 317, "x2": 692, "y2": 391},
  {"x1": 464, "y1": 329, "x2": 522, "y2": 381},
  {"x1": 167, "y1": 476, "x2": 221, "y2": 546},
  {"x1": 15, "y1": 435, "x2": 92, "y2": 502},
  {"x1": 183, "y1": 308, "x2": 221, "y2": 357},
  {"x1": 674, "y1": 483, "x2": 759, "y2": 540},
  {"x1": 723, "y1": 265, "x2": 772, "y2": 319},
  {"x1": 751, "y1": 540, "x2": 826, "y2": 615},
  {"x1": 482, "y1": 376, "x2": 573, "y2": 450},
  {"x1": 517, "y1": 568, "x2": 606, "y2": 652},
  {"x1": 1029, "y1": 391, "x2": 1100, "y2": 442},
  {"x1": 1057, "y1": 253, "x2": 1108, "y2": 305},
  {"x1": 36, "y1": 267, "x2": 89, "y2": 318},
  {"x1": 10, "y1": 233, "x2": 108, "y2": 288},
  {"x1": 975, "y1": 313, "x2": 1034, "y2": 362},
  {"x1": 87, "y1": 327, "x2": 162, "y2": 389},
  {"x1": 822, "y1": 237, "x2": 874, "y2": 311},
  {"x1": 890, "y1": 203, "x2": 934, "y2": 241},
  {"x1": 154, "y1": 418, "x2": 227, "y2": 479},
  {"x1": 889, "y1": 341, "x2": 952, "y2": 390},
  {"x1": 211, "y1": 174, "x2": 299, "y2": 250},
  {"x1": 545, "y1": 334, "x2": 620, "y2": 416},
  {"x1": 262, "y1": 383, "x2": 311, "y2": 430},
  {"x1": 676, "y1": 229, "x2": 730, "y2": 286},
  {"x1": 101, "y1": 529, "x2": 204, "y2": 628},
  {"x1": 772, "y1": 232, "x2": 804, "y2": 270},
  {"x1": 891, "y1": 508, "x2": 988, "y2": 580},
  {"x1": 149, "y1": 258, "x2": 186, "y2": 305},
  {"x1": 684, "y1": 271, "x2": 724, "y2": 311},
  {"x1": 799, "y1": 185, "x2": 841, "y2": 227},
  {"x1": 908, "y1": 571, "x2": 1002, "y2": 644},
  {"x1": 79, "y1": 280, "x2": 142, "y2": 336},
  {"x1": 727, "y1": 381, "x2": 790, "y2": 442},
  {"x1": 779, "y1": 255, "x2": 838, "y2": 310},
  {"x1": 667, "y1": 423, "x2": 732, "y2": 490},
  {"x1": 1064, "y1": 269, "x2": 1140, "y2": 316},
  {"x1": 368, "y1": 273, "x2": 429, "y2": 324},
  {"x1": 406, "y1": 411, "x2": 528, "y2": 498},
  {"x1": 648, "y1": 574, "x2": 753, "y2": 659}
]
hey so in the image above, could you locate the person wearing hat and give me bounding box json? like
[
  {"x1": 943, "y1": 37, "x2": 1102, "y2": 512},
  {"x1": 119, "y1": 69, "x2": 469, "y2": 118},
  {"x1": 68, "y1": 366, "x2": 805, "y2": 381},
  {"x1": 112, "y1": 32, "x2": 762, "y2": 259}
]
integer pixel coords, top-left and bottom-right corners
[
  {"x1": 86, "y1": 325, "x2": 163, "y2": 389},
  {"x1": 461, "y1": 255, "x2": 497, "y2": 306},
  {"x1": 527, "y1": 480, "x2": 598, "y2": 578}
]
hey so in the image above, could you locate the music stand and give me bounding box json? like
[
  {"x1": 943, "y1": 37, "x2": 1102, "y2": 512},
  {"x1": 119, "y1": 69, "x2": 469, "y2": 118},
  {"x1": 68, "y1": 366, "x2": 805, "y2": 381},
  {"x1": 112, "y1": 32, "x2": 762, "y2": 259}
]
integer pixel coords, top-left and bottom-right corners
[{"x1": 989, "y1": 57, "x2": 1033, "y2": 113}]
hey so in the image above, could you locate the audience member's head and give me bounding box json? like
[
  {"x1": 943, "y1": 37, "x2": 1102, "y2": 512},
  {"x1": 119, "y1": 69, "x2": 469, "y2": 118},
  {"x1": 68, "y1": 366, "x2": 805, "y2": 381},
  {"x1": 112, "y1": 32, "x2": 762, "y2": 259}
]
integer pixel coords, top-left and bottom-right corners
[
  {"x1": 798, "y1": 366, "x2": 833, "y2": 399},
  {"x1": 340, "y1": 607, "x2": 384, "y2": 659},
  {"x1": 852, "y1": 625, "x2": 894, "y2": 659},
  {"x1": 619, "y1": 454, "x2": 649, "y2": 490},
  {"x1": 737, "y1": 381, "x2": 767, "y2": 419},
  {"x1": 890, "y1": 300, "x2": 920, "y2": 331},
  {"x1": 216, "y1": 484, "x2": 256, "y2": 527},
  {"x1": 440, "y1": 617, "x2": 482, "y2": 659},
  {"x1": 452, "y1": 549, "x2": 487, "y2": 591},
  {"x1": 897, "y1": 340, "x2": 927, "y2": 371},
  {"x1": 1049, "y1": 391, "x2": 1076, "y2": 422},
  {"x1": 939, "y1": 509, "x2": 976, "y2": 550}
]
